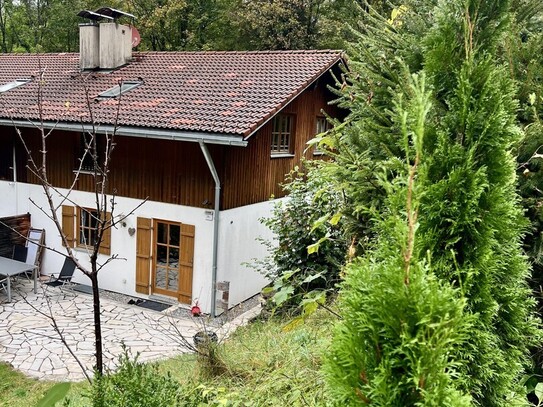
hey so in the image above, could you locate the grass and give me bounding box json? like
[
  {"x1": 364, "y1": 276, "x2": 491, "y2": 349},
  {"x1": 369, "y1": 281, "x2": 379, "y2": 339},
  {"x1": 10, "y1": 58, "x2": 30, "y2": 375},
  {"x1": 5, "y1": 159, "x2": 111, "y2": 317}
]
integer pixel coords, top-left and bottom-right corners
[
  {"x1": 162, "y1": 309, "x2": 336, "y2": 406},
  {"x1": 0, "y1": 362, "x2": 56, "y2": 407},
  {"x1": 1, "y1": 309, "x2": 337, "y2": 406}
]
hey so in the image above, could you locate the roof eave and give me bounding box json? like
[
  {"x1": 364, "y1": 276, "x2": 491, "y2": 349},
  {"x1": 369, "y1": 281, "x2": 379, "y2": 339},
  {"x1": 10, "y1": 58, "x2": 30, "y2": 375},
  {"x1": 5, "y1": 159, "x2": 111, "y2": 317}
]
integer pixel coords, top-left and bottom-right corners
[{"x1": 0, "y1": 119, "x2": 248, "y2": 147}]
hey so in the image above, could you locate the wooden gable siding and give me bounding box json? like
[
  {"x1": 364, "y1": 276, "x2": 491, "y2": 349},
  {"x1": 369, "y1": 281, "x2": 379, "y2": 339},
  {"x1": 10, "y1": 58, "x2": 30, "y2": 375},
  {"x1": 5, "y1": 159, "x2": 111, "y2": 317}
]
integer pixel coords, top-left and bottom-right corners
[
  {"x1": 221, "y1": 82, "x2": 337, "y2": 209},
  {"x1": 21, "y1": 128, "x2": 221, "y2": 209},
  {"x1": 9, "y1": 77, "x2": 339, "y2": 210}
]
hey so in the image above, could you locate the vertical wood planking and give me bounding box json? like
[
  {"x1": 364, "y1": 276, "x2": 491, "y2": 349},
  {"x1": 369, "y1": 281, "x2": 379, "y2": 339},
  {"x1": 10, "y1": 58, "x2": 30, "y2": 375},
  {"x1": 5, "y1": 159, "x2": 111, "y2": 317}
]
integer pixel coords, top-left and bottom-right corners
[
  {"x1": 135, "y1": 217, "x2": 152, "y2": 294},
  {"x1": 178, "y1": 223, "x2": 195, "y2": 304}
]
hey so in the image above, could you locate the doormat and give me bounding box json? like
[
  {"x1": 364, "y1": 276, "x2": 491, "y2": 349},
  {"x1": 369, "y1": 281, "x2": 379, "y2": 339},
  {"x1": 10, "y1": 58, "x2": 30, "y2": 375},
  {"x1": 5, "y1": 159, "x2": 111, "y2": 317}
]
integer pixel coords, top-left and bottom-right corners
[
  {"x1": 130, "y1": 299, "x2": 172, "y2": 312},
  {"x1": 72, "y1": 284, "x2": 93, "y2": 295}
]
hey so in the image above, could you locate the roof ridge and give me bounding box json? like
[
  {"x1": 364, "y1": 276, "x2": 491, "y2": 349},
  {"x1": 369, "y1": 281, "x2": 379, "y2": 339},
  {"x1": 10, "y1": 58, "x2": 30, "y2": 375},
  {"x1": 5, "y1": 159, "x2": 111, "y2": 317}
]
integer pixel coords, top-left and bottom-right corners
[{"x1": 0, "y1": 50, "x2": 343, "y2": 57}]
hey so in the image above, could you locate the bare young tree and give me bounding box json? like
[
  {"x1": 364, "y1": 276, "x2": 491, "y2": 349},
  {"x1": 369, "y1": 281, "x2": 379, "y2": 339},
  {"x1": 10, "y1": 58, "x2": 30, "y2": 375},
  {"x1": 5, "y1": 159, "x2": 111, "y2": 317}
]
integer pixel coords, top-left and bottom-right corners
[{"x1": 6, "y1": 66, "x2": 146, "y2": 376}]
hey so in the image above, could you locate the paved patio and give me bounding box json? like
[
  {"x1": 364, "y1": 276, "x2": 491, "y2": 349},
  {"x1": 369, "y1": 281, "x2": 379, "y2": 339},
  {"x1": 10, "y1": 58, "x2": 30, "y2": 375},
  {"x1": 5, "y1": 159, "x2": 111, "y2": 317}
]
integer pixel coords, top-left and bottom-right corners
[{"x1": 0, "y1": 281, "x2": 259, "y2": 382}]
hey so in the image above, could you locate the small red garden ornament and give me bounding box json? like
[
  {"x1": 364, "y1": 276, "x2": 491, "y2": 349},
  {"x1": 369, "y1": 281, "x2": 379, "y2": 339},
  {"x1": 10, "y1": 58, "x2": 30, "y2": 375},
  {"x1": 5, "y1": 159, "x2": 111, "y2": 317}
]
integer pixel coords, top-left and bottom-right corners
[{"x1": 191, "y1": 300, "x2": 201, "y2": 317}]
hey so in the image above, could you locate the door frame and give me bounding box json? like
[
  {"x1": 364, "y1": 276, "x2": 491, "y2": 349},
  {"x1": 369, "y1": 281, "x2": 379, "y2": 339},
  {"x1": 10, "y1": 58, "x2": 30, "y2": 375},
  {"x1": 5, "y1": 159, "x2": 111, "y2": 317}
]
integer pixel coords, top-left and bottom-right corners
[{"x1": 150, "y1": 218, "x2": 194, "y2": 303}]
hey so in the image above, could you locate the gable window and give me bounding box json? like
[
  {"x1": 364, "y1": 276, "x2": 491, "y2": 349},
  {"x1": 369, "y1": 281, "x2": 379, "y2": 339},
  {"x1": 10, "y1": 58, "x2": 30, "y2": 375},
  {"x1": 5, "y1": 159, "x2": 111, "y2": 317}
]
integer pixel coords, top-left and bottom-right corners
[
  {"x1": 61, "y1": 205, "x2": 111, "y2": 255},
  {"x1": 314, "y1": 116, "x2": 332, "y2": 155},
  {"x1": 97, "y1": 80, "x2": 142, "y2": 99},
  {"x1": 0, "y1": 79, "x2": 31, "y2": 93},
  {"x1": 271, "y1": 114, "x2": 294, "y2": 155}
]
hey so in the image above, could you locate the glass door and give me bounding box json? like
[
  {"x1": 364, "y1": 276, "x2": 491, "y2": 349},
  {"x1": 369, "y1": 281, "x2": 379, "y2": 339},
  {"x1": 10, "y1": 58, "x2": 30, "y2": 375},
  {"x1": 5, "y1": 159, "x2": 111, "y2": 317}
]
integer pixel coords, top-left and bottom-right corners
[{"x1": 152, "y1": 220, "x2": 180, "y2": 297}]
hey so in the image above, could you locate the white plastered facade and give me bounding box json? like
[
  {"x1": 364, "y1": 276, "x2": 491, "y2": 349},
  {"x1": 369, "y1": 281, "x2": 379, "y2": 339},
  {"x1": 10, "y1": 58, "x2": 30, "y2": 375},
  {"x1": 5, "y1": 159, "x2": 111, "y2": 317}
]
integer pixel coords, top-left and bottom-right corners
[{"x1": 0, "y1": 180, "x2": 275, "y2": 314}]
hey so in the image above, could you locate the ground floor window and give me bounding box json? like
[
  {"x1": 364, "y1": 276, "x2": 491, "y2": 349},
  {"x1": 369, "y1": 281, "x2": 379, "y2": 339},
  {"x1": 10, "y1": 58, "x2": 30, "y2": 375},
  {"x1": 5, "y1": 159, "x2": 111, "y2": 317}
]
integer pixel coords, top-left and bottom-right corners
[{"x1": 61, "y1": 205, "x2": 111, "y2": 255}]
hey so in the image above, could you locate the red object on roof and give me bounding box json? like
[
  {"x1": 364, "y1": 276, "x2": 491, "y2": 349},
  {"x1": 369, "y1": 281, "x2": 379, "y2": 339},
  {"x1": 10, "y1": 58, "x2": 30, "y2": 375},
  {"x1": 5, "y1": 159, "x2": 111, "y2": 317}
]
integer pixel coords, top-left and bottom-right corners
[{"x1": 0, "y1": 50, "x2": 343, "y2": 137}]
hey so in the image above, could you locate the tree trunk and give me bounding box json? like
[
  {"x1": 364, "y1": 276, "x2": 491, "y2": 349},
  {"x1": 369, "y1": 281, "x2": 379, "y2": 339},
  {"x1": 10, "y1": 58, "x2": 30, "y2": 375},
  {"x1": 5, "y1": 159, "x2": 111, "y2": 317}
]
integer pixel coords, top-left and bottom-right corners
[{"x1": 89, "y1": 271, "x2": 103, "y2": 375}]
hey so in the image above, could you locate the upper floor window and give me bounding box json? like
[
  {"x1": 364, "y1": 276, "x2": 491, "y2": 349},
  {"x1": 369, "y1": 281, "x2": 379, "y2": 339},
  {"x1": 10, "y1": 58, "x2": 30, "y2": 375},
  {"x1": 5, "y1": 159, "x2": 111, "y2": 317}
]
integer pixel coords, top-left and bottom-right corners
[
  {"x1": 314, "y1": 116, "x2": 331, "y2": 155},
  {"x1": 271, "y1": 114, "x2": 294, "y2": 155},
  {"x1": 76, "y1": 133, "x2": 104, "y2": 172}
]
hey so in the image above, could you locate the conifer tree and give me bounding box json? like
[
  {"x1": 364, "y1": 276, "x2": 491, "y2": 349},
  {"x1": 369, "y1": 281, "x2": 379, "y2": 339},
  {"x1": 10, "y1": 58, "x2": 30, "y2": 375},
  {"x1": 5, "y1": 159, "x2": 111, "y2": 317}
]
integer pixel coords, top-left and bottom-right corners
[
  {"x1": 324, "y1": 1, "x2": 540, "y2": 405},
  {"x1": 325, "y1": 73, "x2": 473, "y2": 406}
]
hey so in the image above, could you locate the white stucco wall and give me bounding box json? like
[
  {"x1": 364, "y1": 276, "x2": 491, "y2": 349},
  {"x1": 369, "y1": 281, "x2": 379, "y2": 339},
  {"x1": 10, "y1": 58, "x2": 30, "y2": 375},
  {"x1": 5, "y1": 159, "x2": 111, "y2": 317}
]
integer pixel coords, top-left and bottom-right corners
[
  {"x1": 216, "y1": 200, "x2": 279, "y2": 309},
  {"x1": 0, "y1": 180, "x2": 277, "y2": 314}
]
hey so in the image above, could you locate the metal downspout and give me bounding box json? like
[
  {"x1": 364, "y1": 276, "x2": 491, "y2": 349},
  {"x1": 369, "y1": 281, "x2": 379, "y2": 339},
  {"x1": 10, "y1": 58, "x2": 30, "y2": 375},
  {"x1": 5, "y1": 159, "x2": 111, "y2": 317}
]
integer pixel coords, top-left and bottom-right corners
[{"x1": 199, "y1": 141, "x2": 220, "y2": 318}]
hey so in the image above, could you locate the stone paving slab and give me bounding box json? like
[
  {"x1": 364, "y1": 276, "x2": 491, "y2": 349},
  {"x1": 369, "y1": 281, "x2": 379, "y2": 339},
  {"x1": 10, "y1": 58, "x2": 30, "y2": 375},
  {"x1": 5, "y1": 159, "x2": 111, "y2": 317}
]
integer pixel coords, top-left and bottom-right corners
[{"x1": 0, "y1": 282, "x2": 212, "y2": 382}]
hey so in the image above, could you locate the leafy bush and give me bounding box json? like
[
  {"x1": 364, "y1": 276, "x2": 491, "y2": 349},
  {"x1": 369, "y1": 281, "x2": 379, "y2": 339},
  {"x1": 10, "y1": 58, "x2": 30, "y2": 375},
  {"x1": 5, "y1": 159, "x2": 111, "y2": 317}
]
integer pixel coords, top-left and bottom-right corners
[
  {"x1": 256, "y1": 161, "x2": 349, "y2": 314},
  {"x1": 88, "y1": 345, "x2": 182, "y2": 407}
]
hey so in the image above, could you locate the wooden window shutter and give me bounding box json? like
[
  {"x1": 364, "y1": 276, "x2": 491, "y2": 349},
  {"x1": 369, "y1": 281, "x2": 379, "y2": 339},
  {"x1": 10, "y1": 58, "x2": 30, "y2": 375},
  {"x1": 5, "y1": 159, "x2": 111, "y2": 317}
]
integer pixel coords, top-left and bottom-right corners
[
  {"x1": 98, "y1": 211, "x2": 112, "y2": 255},
  {"x1": 178, "y1": 223, "x2": 195, "y2": 303},
  {"x1": 135, "y1": 217, "x2": 152, "y2": 294},
  {"x1": 61, "y1": 205, "x2": 75, "y2": 247}
]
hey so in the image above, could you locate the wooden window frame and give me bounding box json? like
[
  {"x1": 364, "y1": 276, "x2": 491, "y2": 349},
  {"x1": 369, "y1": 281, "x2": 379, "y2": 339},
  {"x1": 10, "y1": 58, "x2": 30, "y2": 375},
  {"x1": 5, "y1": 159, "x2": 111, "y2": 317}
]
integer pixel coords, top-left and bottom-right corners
[
  {"x1": 271, "y1": 114, "x2": 295, "y2": 156},
  {"x1": 62, "y1": 205, "x2": 111, "y2": 255},
  {"x1": 76, "y1": 133, "x2": 104, "y2": 173},
  {"x1": 77, "y1": 207, "x2": 99, "y2": 248},
  {"x1": 75, "y1": 207, "x2": 111, "y2": 254},
  {"x1": 313, "y1": 116, "x2": 331, "y2": 156}
]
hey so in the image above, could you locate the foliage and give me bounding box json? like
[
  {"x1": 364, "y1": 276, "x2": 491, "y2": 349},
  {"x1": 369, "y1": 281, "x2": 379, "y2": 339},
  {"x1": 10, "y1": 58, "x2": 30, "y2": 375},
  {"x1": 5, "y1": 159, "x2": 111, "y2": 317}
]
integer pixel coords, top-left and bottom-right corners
[
  {"x1": 231, "y1": 0, "x2": 321, "y2": 50},
  {"x1": 0, "y1": 0, "x2": 393, "y2": 53},
  {"x1": 324, "y1": 1, "x2": 541, "y2": 405},
  {"x1": 419, "y1": 2, "x2": 539, "y2": 403},
  {"x1": 37, "y1": 383, "x2": 71, "y2": 407},
  {"x1": 85, "y1": 345, "x2": 183, "y2": 407},
  {"x1": 325, "y1": 71, "x2": 473, "y2": 406},
  {"x1": 128, "y1": 0, "x2": 236, "y2": 51},
  {"x1": 255, "y1": 161, "x2": 348, "y2": 314}
]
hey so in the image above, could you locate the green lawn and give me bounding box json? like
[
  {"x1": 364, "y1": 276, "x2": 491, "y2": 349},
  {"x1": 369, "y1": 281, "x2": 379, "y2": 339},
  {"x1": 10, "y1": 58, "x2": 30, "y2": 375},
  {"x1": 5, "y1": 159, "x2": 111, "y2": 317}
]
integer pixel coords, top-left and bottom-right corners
[
  {"x1": 0, "y1": 362, "x2": 57, "y2": 407},
  {"x1": 1, "y1": 310, "x2": 336, "y2": 406}
]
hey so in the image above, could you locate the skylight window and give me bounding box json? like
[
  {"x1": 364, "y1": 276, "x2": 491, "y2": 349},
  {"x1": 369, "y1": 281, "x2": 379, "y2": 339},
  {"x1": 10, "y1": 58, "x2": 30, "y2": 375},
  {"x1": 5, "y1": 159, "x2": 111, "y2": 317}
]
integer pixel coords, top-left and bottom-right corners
[
  {"x1": 0, "y1": 79, "x2": 31, "y2": 93},
  {"x1": 97, "y1": 80, "x2": 142, "y2": 99}
]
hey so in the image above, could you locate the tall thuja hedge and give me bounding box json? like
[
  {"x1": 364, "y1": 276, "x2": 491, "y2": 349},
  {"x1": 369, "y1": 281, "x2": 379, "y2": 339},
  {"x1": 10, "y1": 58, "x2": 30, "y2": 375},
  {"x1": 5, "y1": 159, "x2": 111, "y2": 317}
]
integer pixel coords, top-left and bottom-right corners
[
  {"x1": 325, "y1": 73, "x2": 473, "y2": 406},
  {"x1": 325, "y1": 0, "x2": 540, "y2": 405},
  {"x1": 420, "y1": 1, "x2": 539, "y2": 404}
]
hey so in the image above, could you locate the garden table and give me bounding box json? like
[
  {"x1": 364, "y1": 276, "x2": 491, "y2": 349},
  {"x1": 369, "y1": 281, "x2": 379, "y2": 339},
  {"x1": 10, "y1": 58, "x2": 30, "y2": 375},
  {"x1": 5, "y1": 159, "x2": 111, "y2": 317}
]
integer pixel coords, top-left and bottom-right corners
[{"x1": 0, "y1": 256, "x2": 37, "y2": 302}]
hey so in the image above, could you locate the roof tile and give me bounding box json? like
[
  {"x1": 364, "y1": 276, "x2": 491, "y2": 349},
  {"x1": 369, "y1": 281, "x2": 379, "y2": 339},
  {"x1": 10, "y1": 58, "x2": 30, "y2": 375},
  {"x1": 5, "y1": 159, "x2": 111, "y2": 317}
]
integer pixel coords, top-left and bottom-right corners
[{"x1": 0, "y1": 50, "x2": 342, "y2": 136}]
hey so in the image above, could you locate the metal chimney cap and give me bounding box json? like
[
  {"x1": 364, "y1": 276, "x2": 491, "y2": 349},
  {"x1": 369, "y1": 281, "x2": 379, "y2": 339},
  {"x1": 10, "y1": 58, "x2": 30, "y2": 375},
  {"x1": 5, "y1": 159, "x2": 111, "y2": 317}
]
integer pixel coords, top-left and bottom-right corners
[
  {"x1": 94, "y1": 7, "x2": 136, "y2": 20},
  {"x1": 77, "y1": 10, "x2": 114, "y2": 22}
]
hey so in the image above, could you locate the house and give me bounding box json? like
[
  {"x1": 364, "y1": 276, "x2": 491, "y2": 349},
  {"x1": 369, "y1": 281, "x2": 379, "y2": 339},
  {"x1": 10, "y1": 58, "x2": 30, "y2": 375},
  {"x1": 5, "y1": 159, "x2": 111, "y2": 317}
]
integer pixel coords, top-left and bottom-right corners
[{"x1": 0, "y1": 19, "x2": 345, "y2": 314}]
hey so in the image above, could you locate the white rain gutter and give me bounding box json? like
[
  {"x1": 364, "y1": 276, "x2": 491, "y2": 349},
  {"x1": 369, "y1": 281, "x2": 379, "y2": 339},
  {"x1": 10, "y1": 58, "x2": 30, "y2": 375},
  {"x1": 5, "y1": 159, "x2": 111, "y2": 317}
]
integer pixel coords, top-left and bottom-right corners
[
  {"x1": 0, "y1": 119, "x2": 248, "y2": 147},
  {"x1": 199, "y1": 141, "x2": 220, "y2": 318}
]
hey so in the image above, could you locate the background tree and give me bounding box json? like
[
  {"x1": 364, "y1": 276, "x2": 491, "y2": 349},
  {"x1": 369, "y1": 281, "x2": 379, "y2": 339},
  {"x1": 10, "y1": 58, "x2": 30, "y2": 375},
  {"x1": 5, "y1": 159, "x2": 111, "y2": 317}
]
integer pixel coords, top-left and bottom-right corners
[{"x1": 231, "y1": 0, "x2": 322, "y2": 50}]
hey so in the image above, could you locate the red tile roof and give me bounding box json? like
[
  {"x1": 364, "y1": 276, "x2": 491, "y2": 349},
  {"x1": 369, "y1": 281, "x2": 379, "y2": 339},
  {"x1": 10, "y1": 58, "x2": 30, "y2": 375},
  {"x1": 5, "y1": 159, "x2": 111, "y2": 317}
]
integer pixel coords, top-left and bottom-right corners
[{"x1": 0, "y1": 51, "x2": 342, "y2": 137}]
